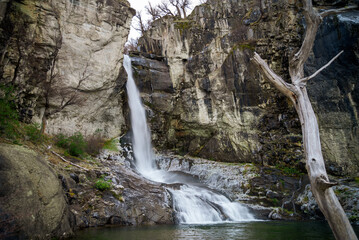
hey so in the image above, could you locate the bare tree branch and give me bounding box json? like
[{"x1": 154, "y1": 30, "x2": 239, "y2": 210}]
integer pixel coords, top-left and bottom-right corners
[
  {"x1": 320, "y1": 5, "x2": 358, "y2": 18},
  {"x1": 289, "y1": 0, "x2": 321, "y2": 81},
  {"x1": 179, "y1": 0, "x2": 191, "y2": 18},
  {"x1": 252, "y1": 52, "x2": 298, "y2": 103},
  {"x1": 299, "y1": 50, "x2": 344, "y2": 83},
  {"x1": 289, "y1": 2, "x2": 358, "y2": 82},
  {"x1": 146, "y1": 2, "x2": 161, "y2": 21},
  {"x1": 252, "y1": 0, "x2": 358, "y2": 239},
  {"x1": 51, "y1": 150, "x2": 89, "y2": 171},
  {"x1": 158, "y1": 1, "x2": 176, "y2": 16},
  {"x1": 134, "y1": 11, "x2": 149, "y2": 35}
]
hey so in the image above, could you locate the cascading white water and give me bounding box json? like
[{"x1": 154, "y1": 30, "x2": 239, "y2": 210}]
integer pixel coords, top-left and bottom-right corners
[
  {"x1": 170, "y1": 185, "x2": 254, "y2": 224},
  {"x1": 124, "y1": 55, "x2": 255, "y2": 224},
  {"x1": 124, "y1": 55, "x2": 154, "y2": 174}
]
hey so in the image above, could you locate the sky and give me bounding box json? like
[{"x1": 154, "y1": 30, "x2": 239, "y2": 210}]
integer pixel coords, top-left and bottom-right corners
[{"x1": 127, "y1": 0, "x2": 203, "y2": 41}]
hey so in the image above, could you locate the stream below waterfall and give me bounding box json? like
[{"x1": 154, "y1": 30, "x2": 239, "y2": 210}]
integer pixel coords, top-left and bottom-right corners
[
  {"x1": 73, "y1": 221, "x2": 359, "y2": 240},
  {"x1": 124, "y1": 55, "x2": 254, "y2": 224}
]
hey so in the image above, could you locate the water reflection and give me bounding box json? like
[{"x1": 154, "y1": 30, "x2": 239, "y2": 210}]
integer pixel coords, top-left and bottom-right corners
[{"x1": 73, "y1": 221, "x2": 359, "y2": 240}]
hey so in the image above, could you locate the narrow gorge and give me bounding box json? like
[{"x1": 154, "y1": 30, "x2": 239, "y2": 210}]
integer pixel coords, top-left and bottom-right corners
[{"x1": 0, "y1": 0, "x2": 358, "y2": 239}]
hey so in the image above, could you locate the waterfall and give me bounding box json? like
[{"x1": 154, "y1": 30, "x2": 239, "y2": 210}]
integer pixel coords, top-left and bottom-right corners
[
  {"x1": 124, "y1": 55, "x2": 154, "y2": 175},
  {"x1": 124, "y1": 55, "x2": 255, "y2": 224}
]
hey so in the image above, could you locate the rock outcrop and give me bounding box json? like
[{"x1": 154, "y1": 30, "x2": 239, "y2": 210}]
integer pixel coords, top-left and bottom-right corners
[
  {"x1": 133, "y1": 0, "x2": 359, "y2": 175},
  {"x1": 0, "y1": 0, "x2": 135, "y2": 138},
  {"x1": 65, "y1": 150, "x2": 174, "y2": 228},
  {"x1": 0, "y1": 143, "x2": 73, "y2": 239},
  {"x1": 156, "y1": 153, "x2": 359, "y2": 222},
  {"x1": 0, "y1": 142, "x2": 174, "y2": 239}
]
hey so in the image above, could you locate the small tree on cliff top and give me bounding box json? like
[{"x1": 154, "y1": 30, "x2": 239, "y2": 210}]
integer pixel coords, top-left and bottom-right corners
[{"x1": 252, "y1": 0, "x2": 357, "y2": 239}]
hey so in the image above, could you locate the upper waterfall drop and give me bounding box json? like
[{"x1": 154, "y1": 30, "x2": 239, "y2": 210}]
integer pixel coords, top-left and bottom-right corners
[{"x1": 124, "y1": 55, "x2": 154, "y2": 174}]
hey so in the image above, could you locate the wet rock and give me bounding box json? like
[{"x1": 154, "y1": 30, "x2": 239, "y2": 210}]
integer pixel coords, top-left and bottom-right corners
[
  {"x1": 296, "y1": 182, "x2": 359, "y2": 222},
  {"x1": 266, "y1": 190, "x2": 281, "y2": 199},
  {"x1": 70, "y1": 173, "x2": 80, "y2": 184},
  {"x1": 268, "y1": 209, "x2": 284, "y2": 220}
]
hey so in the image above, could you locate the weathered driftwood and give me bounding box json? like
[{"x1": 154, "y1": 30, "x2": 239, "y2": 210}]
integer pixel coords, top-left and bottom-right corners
[
  {"x1": 252, "y1": 1, "x2": 357, "y2": 239},
  {"x1": 51, "y1": 150, "x2": 89, "y2": 172}
]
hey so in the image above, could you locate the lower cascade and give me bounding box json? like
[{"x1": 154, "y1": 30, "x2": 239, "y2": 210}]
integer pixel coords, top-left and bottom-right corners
[{"x1": 124, "y1": 55, "x2": 255, "y2": 224}]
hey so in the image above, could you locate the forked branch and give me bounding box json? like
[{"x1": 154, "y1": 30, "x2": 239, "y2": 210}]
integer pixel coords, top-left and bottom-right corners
[
  {"x1": 289, "y1": 0, "x2": 321, "y2": 80},
  {"x1": 252, "y1": 52, "x2": 297, "y2": 104}
]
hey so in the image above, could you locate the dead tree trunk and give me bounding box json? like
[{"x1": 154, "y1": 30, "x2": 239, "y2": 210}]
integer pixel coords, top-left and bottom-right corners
[{"x1": 252, "y1": 0, "x2": 358, "y2": 239}]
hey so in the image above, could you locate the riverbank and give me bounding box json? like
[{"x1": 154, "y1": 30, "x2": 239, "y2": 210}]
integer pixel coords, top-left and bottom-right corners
[{"x1": 1, "y1": 138, "x2": 358, "y2": 239}]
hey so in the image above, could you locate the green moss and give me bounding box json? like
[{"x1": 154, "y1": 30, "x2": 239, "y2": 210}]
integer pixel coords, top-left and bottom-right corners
[
  {"x1": 143, "y1": 101, "x2": 155, "y2": 109},
  {"x1": 281, "y1": 208, "x2": 294, "y2": 215},
  {"x1": 94, "y1": 177, "x2": 112, "y2": 191},
  {"x1": 174, "y1": 20, "x2": 195, "y2": 34},
  {"x1": 269, "y1": 198, "x2": 280, "y2": 206},
  {"x1": 230, "y1": 41, "x2": 256, "y2": 54},
  {"x1": 12, "y1": 0, "x2": 37, "y2": 21},
  {"x1": 103, "y1": 138, "x2": 118, "y2": 152},
  {"x1": 275, "y1": 164, "x2": 303, "y2": 177}
]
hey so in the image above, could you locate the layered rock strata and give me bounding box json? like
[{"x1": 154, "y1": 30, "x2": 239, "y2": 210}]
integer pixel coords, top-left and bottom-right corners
[{"x1": 134, "y1": 0, "x2": 359, "y2": 175}]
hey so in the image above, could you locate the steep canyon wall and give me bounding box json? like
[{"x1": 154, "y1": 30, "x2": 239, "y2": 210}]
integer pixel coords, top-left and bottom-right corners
[
  {"x1": 134, "y1": 0, "x2": 359, "y2": 175},
  {"x1": 0, "y1": 0, "x2": 135, "y2": 137}
]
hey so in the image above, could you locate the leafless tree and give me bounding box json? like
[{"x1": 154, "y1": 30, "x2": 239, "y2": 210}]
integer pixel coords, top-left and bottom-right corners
[
  {"x1": 133, "y1": 11, "x2": 151, "y2": 36},
  {"x1": 252, "y1": 1, "x2": 358, "y2": 239},
  {"x1": 179, "y1": 0, "x2": 191, "y2": 18},
  {"x1": 168, "y1": 0, "x2": 191, "y2": 18},
  {"x1": 145, "y1": 0, "x2": 192, "y2": 20},
  {"x1": 145, "y1": 2, "x2": 161, "y2": 21},
  {"x1": 158, "y1": 1, "x2": 176, "y2": 17},
  {"x1": 41, "y1": 48, "x2": 87, "y2": 134}
]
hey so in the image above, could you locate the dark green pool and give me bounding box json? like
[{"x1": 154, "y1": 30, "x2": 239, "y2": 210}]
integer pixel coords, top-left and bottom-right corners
[{"x1": 72, "y1": 221, "x2": 359, "y2": 240}]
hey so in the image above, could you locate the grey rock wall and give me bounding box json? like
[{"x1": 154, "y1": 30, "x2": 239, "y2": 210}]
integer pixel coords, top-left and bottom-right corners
[
  {"x1": 0, "y1": 0, "x2": 135, "y2": 138},
  {"x1": 135, "y1": 0, "x2": 359, "y2": 175}
]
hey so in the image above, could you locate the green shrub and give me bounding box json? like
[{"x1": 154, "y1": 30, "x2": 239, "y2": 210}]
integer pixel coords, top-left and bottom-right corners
[
  {"x1": 25, "y1": 123, "x2": 43, "y2": 143},
  {"x1": 94, "y1": 177, "x2": 112, "y2": 191},
  {"x1": 55, "y1": 132, "x2": 87, "y2": 157},
  {"x1": 0, "y1": 84, "x2": 19, "y2": 139},
  {"x1": 68, "y1": 132, "x2": 87, "y2": 157},
  {"x1": 55, "y1": 133, "x2": 70, "y2": 148}
]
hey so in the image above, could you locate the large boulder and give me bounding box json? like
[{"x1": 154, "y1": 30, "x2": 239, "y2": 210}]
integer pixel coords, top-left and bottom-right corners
[{"x1": 0, "y1": 144, "x2": 73, "y2": 239}]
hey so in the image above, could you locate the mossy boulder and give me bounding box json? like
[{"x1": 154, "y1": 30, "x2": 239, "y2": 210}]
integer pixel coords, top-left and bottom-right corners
[{"x1": 0, "y1": 144, "x2": 73, "y2": 239}]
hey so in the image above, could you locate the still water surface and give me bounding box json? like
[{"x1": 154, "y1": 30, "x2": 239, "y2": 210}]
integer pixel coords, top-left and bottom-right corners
[{"x1": 73, "y1": 221, "x2": 359, "y2": 240}]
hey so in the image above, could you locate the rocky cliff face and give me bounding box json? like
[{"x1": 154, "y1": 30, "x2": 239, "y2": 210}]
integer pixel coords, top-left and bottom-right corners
[
  {"x1": 134, "y1": 0, "x2": 359, "y2": 175},
  {"x1": 0, "y1": 0, "x2": 135, "y2": 138}
]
